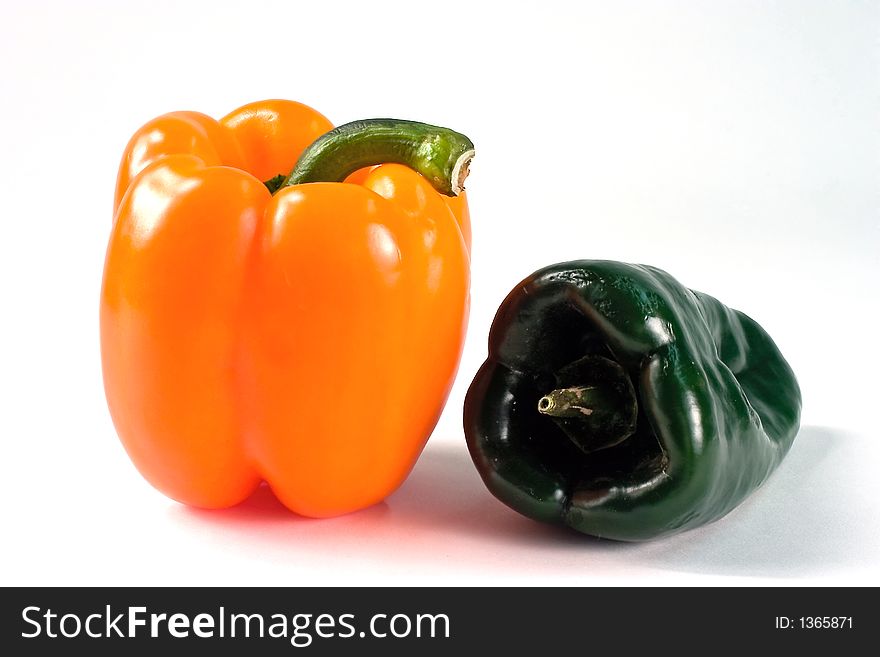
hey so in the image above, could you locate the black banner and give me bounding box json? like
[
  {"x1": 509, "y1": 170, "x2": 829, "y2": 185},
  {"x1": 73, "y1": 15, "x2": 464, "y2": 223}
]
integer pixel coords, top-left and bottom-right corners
[{"x1": 0, "y1": 587, "x2": 868, "y2": 654}]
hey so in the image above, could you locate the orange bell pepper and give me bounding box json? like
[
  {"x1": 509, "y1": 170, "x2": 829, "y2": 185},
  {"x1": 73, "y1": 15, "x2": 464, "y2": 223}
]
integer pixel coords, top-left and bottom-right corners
[{"x1": 101, "y1": 99, "x2": 474, "y2": 516}]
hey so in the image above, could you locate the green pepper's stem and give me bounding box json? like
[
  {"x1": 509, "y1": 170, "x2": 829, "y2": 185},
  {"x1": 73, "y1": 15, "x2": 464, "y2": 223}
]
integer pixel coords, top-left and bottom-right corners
[
  {"x1": 277, "y1": 119, "x2": 474, "y2": 197},
  {"x1": 538, "y1": 387, "x2": 598, "y2": 418},
  {"x1": 538, "y1": 356, "x2": 639, "y2": 454}
]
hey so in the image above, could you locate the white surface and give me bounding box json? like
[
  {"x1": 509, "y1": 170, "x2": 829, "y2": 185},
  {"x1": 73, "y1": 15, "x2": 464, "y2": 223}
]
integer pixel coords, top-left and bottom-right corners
[{"x1": 1, "y1": 0, "x2": 877, "y2": 585}]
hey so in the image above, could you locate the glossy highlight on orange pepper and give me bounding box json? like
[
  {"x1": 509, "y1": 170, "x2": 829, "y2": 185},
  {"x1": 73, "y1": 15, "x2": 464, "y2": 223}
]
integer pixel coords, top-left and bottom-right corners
[{"x1": 101, "y1": 100, "x2": 472, "y2": 516}]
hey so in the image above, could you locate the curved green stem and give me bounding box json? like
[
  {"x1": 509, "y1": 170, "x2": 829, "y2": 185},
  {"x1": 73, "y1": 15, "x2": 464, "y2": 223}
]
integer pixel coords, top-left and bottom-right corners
[
  {"x1": 263, "y1": 174, "x2": 286, "y2": 194},
  {"x1": 278, "y1": 119, "x2": 474, "y2": 197}
]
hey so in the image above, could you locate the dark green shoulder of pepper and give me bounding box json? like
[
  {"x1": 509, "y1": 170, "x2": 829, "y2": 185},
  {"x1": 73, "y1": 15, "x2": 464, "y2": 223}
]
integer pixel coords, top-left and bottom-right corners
[{"x1": 463, "y1": 260, "x2": 801, "y2": 541}]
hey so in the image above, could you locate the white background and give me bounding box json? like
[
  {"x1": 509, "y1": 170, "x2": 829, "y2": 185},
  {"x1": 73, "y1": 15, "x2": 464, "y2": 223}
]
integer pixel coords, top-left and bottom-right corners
[{"x1": 1, "y1": 0, "x2": 877, "y2": 586}]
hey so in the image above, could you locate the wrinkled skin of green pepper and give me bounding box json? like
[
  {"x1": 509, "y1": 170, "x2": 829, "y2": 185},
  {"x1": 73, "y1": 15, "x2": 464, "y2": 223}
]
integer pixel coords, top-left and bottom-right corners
[{"x1": 464, "y1": 260, "x2": 801, "y2": 541}]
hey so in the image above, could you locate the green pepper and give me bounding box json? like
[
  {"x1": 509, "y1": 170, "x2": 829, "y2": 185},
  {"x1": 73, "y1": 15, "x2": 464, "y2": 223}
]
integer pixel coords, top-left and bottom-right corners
[{"x1": 463, "y1": 260, "x2": 801, "y2": 541}]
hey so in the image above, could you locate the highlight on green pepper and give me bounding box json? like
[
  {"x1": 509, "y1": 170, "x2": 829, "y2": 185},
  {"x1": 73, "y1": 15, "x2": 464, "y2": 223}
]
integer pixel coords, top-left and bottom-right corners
[{"x1": 463, "y1": 260, "x2": 802, "y2": 541}]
